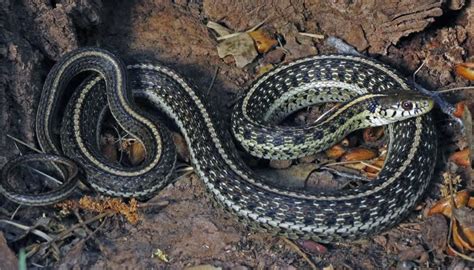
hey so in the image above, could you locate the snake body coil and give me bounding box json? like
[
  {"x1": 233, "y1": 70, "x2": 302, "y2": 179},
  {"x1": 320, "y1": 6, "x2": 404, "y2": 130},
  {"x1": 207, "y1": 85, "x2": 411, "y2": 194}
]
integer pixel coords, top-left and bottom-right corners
[{"x1": 0, "y1": 48, "x2": 437, "y2": 241}]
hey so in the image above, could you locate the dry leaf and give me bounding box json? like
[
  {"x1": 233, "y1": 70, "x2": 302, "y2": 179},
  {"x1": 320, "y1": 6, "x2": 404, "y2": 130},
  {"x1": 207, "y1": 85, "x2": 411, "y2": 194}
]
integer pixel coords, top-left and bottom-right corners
[
  {"x1": 343, "y1": 162, "x2": 367, "y2": 171},
  {"x1": 57, "y1": 196, "x2": 140, "y2": 224},
  {"x1": 248, "y1": 29, "x2": 278, "y2": 53},
  {"x1": 453, "y1": 206, "x2": 474, "y2": 231},
  {"x1": 452, "y1": 219, "x2": 474, "y2": 251},
  {"x1": 453, "y1": 101, "x2": 466, "y2": 118},
  {"x1": 255, "y1": 64, "x2": 274, "y2": 76},
  {"x1": 216, "y1": 33, "x2": 258, "y2": 68},
  {"x1": 207, "y1": 21, "x2": 259, "y2": 68},
  {"x1": 468, "y1": 197, "x2": 474, "y2": 208},
  {"x1": 299, "y1": 32, "x2": 325, "y2": 39},
  {"x1": 341, "y1": 148, "x2": 377, "y2": 161},
  {"x1": 428, "y1": 190, "x2": 470, "y2": 217},
  {"x1": 298, "y1": 239, "x2": 328, "y2": 254},
  {"x1": 455, "y1": 62, "x2": 474, "y2": 81},
  {"x1": 121, "y1": 139, "x2": 146, "y2": 166},
  {"x1": 206, "y1": 21, "x2": 231, "y2": 36},
  {"x1": 325, "y1": 144, "x2": 345, "y2": 159},
  {"x1": 449, "y1": 148, "x2": 471, "y2": 168},
  {"x1": 440, "y1": 172, "x2": 463, "y2": 197},
  {"x1": 365, "y1": 156, "x2": 385, "y2": 174},
  {"x1": 128, "y1": 140, "x2": 145, "y2": 165},
  {"x1": 152, "y1": 248, "x2": 169, "y2": 262}
]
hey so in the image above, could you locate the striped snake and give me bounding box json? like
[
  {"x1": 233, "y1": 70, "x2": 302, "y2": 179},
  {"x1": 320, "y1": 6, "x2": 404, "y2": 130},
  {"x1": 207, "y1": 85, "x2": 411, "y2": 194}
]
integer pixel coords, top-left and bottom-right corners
[{"x1": 0, "y1": 48, "x2": 437, "y2": 241}]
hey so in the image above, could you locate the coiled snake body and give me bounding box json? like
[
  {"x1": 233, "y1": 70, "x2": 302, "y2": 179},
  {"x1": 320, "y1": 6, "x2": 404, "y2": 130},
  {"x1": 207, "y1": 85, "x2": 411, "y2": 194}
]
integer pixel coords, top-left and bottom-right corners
[{"x1": 0, "y1": 48, "x2": 437, "y2": 241}]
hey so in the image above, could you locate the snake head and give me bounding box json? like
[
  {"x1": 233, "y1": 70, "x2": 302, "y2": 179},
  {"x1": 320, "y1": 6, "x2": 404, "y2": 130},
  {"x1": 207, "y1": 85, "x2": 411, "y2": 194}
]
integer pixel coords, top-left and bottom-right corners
[{"x1": 368, "y1": 92, "x2": 434, "y2": 125}]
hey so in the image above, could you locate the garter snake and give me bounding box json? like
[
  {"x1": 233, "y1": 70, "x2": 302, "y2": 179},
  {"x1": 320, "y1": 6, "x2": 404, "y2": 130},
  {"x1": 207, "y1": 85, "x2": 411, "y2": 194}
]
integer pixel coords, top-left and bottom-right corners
[{"x1": 0, "y1": 48, "x2": 437, "y2": 241}]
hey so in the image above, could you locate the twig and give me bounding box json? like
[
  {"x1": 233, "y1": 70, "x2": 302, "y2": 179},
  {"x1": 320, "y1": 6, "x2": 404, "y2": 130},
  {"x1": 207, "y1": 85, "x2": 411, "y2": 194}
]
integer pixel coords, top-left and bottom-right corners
[
  {"x1": 216, "y1": 17, "x2": 269, "y2": 41},
  {"x1": 73, "y1": 215, "x2": 109, "y2": 249},
  {"x1": 412, "y1": 59, "x2": 426, "y2": 84},
  {"x1": 444, "y1": 170, "x2": 474, "y2": 261},
  {"x1": 325, "y1": 160, "x2": 378, "y2": 170},
  {"x1": 360, "y1": 161, "x2": 382, "y2": 171},
  {"x1": 206, "y1": 67, "x2": 219, "y2": 96},
  {"x1": 52, "y1": 211, "x2": 113, "y2": 243},
  {"x1": 138, "y1": 200, "x2": 170, "y2": 209},
  {"x1": 172, "y1": 170, "x2": 195, "y2": 182},
  {"x1": 10, "y1": 205, "x2": 21, "y2": 220},
  {"x1": 447, "y1": 219, "x2": 474, "y2": 262},
  {"x1": 11, "y1": 136, "x2": 66, "y2": 185},
  {"x1": 437, "y1": 86, "x2": 474, "y2": 94},
  {"x1": 73, "y1": 209, "x2": 94, "y2": 235},
  {"x1": 23, "y1": 211, "x2": 114, "y2": 258},
  {"x1": 7, "y1": 134, "x2": 43, "y2": 154},
  {"x1": 0, "y1": 219, "x2": 53, "y2": 242},
  {"x1": 280, "y1": 237, "x2": 317, "y2": 270},
  {"x1": 299, "y1": 32, "x2": 325, "y2": 39},
  {"x1": 312, "y1": 104, "x2": 341, "y2": 125},
  {"x1": 276, "y1": 38, "x2": 290, "y2": 55},
  {"x1": 176, "y1": 166, "x2": 194, "y2": 174}
]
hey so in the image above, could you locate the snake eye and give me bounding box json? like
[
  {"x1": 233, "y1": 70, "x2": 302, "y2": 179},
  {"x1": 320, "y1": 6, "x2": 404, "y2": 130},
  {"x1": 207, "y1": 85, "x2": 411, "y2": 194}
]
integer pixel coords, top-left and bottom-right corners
[{"x1": 401, "y1": 101, "x2": 413, "y2": 110}]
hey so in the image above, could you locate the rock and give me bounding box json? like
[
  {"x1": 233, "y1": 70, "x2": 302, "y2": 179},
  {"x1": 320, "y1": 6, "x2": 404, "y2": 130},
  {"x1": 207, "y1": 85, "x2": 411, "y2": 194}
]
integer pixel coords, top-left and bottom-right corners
[
  {"x1": 0, "y1": 232, "x2": 18, "y2": 270},
  {"x1": 269, "y1": 159, "x2": 293, "y2": 169}
]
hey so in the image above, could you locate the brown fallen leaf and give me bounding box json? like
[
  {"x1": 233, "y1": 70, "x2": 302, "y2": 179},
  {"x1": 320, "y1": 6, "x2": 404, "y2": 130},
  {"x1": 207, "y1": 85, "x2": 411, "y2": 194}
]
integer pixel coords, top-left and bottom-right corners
[
  {"x1": 343, "y1": 162, "x2": 367, "y2": 171},
  {"x1": 248, "y1": 29, "x2": 278, "y2": 54},
  {"x1": 453, "y1": 206, "x2": 474, "y2": 231},
  {"x1": 255, "y1": 64, "x2": 274, "y2": 76},
  {"x1": 341, "y1": 147, "x2": 377, "y2": 161},
  {"x1": 269, "y1": 159, "x2": 292, "y2": 169},
  {"x1": 128, "y1": 140, "x2": 145, "y2": 166},
  {"x1": 57, "y1": 196, "x2": 140, "y2": 224},
  {"x1": 453, "y1": 101, "x2": 466, "y2": 118},
  {"x1": 452, "y1": 219, "x2": 474, "y2": 252},
  {"x1": 121, "y1": 139, "x2": 146, "y2": 166},
  {"x1": 298, "y1": 239, "x2": 328, "y2": 255},
  {"x1": 217, "y1": 33, "x2": 257, "y2": 68},
  {"x1": 455, "y1": 62, "x2": 474, "y2": 81},
  {"x1": 207, "y1": 21, "x2": 260, "y2": 68},
  {"x1": 364, "y1": 156, "x2": 385, "y2": 174},
  {"x1": 325, "y1": 144, "x2": 346, "y2": 159},
  {"x1": 468, "y1": 197, "x2": 474, "y2": 208},
  {"x1": 449, "y1": 148, "x2": 471, "y2": 168},
  {"x1": 0, "y1": 233, "x2": 18, "y2": 270},
  {"x1": 428, "y1": 190, "x2": 470, "y2": 217}
]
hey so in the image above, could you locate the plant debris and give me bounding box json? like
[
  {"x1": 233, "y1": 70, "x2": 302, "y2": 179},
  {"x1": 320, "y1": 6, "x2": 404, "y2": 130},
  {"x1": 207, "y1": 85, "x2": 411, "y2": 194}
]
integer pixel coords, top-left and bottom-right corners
[
  {"x1": 455, "y1": 62, "x2": 474, "y2": 81},
  {"x1": 57, "y1": 196, "x2": 140, "y2": 224}
]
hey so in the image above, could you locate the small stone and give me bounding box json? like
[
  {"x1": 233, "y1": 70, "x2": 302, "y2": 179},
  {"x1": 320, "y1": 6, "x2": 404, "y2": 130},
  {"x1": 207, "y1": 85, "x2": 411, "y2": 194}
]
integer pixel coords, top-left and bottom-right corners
[
  {"x1": 0, "y1": 233, "x2": 18, "y2": 270},
  {"x1": 269, "y1": 159, "x2": 292, "y2": 169},
  {"x1": 298, "y1": 154, "x2": 317, "y2": 163},
  {"x1": 262, "y1": 49, "x2": 286, "y2": 65}
]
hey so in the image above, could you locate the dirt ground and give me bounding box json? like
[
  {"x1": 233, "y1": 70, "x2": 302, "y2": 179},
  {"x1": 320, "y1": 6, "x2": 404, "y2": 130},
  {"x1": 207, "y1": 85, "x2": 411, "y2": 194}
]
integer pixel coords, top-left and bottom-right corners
[{"x1": 1, "y1": 0, "x2": 474, "y2": 269}]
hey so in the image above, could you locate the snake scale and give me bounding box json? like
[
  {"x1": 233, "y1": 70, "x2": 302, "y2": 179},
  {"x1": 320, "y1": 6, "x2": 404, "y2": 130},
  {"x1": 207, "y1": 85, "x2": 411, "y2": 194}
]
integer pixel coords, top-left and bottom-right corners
[{"x1": 0, "y1": 48, "x2": 437, "y2": 241}]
